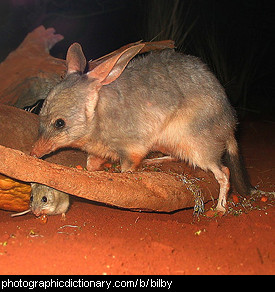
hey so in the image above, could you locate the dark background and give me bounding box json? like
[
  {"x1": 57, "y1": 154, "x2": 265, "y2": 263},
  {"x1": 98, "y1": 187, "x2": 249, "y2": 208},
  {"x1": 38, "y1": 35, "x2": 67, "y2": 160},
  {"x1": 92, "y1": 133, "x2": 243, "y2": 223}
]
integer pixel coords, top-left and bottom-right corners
[{"x1": 0, "y1": 0, "x2": 274, "y2": 118}]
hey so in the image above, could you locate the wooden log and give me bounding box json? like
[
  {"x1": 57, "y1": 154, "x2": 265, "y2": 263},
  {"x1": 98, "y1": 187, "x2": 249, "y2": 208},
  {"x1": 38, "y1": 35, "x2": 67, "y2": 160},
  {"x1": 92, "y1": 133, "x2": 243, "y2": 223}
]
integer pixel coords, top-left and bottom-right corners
[
  {"x1": 0, "y1": 144, "x2": 218, "y2": 212},
  {"x1": 0, "y1": 26, "x2": 66, "y2": 108}
]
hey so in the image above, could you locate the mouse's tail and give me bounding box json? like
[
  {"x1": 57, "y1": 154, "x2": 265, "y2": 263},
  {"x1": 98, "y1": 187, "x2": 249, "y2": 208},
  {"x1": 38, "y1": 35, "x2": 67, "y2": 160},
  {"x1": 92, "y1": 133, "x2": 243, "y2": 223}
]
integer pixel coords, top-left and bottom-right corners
[{"x1": 223, "y1": 136, "x2": 253, "y2": 196}]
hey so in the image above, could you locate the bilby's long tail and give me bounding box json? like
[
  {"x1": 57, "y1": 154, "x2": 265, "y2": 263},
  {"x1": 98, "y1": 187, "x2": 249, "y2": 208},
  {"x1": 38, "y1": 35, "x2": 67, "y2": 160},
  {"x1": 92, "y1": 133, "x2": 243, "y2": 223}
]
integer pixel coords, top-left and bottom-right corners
[{"x1": 223, "y1": 137, "x2": 253, "y2": 195}]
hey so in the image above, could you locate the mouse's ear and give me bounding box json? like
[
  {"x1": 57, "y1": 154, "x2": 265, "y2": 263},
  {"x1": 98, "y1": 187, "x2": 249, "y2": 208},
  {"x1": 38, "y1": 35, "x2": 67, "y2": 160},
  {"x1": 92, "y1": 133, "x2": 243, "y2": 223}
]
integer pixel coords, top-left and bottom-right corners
[{"x1": 66, "y1": 43, "x2": 87, "y2": 75}]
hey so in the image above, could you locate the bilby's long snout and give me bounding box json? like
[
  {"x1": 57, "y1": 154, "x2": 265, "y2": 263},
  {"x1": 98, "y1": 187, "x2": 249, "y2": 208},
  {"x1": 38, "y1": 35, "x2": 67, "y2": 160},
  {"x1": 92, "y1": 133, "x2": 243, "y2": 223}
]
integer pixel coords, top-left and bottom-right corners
[{"x1": 30, "y1": 137, "x2": 56, "y2": 158}]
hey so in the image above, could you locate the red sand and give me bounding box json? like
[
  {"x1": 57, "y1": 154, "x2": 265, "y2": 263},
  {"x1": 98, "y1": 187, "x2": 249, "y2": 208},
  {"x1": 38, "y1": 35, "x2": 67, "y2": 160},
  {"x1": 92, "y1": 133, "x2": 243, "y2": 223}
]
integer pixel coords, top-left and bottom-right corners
[{"x1": 0, "y1": 118, "x2": 274, "y2": 275}]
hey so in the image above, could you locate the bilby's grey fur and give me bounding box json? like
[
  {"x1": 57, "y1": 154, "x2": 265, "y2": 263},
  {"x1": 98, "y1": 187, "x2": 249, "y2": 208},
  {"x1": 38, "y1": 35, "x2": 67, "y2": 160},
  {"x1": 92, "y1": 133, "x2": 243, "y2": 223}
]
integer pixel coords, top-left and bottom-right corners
[{"x1": 31, "y1": 43, "x2": 253, "y2": 212}]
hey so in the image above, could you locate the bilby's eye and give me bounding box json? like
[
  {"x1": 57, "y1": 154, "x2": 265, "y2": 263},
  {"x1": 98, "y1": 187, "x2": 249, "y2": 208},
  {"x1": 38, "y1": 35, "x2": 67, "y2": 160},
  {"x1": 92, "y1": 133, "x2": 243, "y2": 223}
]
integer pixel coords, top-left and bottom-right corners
[
  {"x1": 54, "y1": 118, "x2": 65, "y2": 129},
  {"x1": 41, "y1": 196, "x2": 47, "y2": 203},
  {"x1": 30, "y1": 195, "x2": 33, "y2": 202}
]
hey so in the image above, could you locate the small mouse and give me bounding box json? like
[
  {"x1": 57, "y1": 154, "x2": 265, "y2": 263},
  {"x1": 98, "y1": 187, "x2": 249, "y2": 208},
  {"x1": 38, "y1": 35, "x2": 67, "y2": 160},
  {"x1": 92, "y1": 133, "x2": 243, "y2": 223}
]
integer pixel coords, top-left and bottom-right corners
[{"x1": 30, "y1": 183, "x2": 70, "y2": 217}]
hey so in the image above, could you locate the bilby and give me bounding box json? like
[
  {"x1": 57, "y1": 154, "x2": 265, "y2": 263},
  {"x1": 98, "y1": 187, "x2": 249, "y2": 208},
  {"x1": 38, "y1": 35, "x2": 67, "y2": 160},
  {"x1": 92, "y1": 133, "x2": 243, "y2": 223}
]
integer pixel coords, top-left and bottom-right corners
[{"x1": 31, "y1": 42, "x2": 253, "y2": 213}]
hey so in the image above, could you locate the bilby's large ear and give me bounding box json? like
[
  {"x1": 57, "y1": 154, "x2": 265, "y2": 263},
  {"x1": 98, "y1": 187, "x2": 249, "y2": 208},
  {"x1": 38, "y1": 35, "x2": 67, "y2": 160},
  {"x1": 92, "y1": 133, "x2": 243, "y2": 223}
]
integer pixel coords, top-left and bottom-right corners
[
  {"x1": 87, "y1": 44, "x2": 145, "y2": 85},
  {"x1": 66, "y1": 43, "x2": 86, "y2": 74}
]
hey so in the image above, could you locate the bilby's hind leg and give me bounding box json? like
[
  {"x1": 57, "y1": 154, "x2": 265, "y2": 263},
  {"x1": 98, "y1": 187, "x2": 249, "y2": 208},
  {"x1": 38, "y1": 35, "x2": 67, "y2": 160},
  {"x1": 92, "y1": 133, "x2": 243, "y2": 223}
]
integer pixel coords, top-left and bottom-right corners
[{"x1": 210, "y1": 165, "x2": 230, "y2": 212}]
